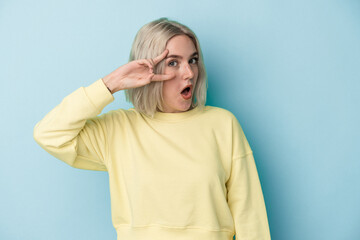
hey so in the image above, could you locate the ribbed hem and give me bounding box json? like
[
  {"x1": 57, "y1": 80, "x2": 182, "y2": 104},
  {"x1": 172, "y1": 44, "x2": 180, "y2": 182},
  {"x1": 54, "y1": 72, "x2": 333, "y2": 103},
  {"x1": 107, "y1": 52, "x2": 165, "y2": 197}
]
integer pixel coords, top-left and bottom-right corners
[
  {"x1": 115, "y1": 225, "x2": 234, "y2": 240},
  {"x1": 84, "y1": 78, "x2": 114, "y2": 111}
]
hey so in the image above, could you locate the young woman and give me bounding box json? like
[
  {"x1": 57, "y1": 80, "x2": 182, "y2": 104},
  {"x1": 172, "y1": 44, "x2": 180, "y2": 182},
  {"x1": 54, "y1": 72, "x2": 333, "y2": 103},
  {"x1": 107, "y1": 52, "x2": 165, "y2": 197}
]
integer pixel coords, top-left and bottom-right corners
[{"x1": 33, "y1": 17, "x2": 271, "y2": 240}]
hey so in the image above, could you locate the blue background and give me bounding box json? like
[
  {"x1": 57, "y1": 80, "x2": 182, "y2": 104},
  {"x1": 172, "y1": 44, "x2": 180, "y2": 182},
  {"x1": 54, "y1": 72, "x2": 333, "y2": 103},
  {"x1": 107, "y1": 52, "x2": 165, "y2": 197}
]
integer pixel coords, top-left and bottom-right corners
[{"x1": 1, "y1": 0, "x2": 359, "y2": 239}]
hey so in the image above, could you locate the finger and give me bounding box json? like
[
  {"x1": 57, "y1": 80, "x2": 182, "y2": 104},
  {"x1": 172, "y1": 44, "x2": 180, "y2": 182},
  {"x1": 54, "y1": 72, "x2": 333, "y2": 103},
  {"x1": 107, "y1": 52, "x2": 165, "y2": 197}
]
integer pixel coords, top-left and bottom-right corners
[
  {"x1": 148, "y1": 58, "x2": 155, "y2": 67},
  {"x1": 151, "y1": 73, "x2": 175, "y2": 81},
  {"x1": 152, "y1": 49, "x2": 169, "y2": 65},
  {"x1": 145, "y1": 73, "x2": 155, "y2": 83},
  {"x1": 137, "y1": 59, "x2": 153, "y2": 72}
]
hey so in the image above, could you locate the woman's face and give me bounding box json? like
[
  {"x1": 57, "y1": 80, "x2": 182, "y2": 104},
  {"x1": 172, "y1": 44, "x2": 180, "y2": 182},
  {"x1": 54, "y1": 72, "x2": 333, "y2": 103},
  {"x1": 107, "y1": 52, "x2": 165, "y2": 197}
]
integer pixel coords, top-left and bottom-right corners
[{"x1": 161, "y1": 34, "x2": 199, "y2": 113}]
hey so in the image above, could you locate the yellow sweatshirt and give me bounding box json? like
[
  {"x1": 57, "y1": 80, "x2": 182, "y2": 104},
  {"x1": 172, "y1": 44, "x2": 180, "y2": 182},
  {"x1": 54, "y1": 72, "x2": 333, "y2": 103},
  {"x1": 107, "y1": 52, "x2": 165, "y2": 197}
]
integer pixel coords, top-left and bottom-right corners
[{"x1": 33, "y1": 78, "x2": 271, "y2": 240}]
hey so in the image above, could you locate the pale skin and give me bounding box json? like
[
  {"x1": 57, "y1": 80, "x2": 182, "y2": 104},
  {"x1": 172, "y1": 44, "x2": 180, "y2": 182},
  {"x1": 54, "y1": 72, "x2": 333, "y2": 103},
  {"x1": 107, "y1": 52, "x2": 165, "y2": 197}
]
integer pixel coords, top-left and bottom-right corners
[
  {"x1": 102, "y1": 49, "x2": 175, "y2": 94},
  {"x1": 102, "y1": 34, "x2": 199, "y2": 113}
]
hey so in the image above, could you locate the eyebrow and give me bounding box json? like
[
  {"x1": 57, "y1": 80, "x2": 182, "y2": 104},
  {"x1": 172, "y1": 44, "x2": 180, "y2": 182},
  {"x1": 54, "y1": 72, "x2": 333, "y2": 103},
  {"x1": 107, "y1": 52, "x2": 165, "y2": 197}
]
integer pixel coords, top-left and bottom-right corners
[{"x1": 166, "y1": 51, "x2": 198, "y2": 59}]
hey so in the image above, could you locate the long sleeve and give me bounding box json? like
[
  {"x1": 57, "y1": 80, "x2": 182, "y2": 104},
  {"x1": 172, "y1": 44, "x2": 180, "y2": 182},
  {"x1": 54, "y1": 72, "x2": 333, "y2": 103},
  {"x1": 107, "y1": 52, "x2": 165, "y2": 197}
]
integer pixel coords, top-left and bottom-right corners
[
  {"x1": 226, "y1": 114, "x2": 271, "y2": 239},
  {"x1": 33, "y1": 78, "x2": 115, "y2": 171}
]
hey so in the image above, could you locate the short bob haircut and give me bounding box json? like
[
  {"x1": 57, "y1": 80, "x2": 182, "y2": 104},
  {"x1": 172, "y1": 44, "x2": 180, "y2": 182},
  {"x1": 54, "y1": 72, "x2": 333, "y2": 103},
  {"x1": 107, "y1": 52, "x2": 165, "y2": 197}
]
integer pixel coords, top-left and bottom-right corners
[{"x1": 124, "y1": 17, "x2": 208, "y2": 118}]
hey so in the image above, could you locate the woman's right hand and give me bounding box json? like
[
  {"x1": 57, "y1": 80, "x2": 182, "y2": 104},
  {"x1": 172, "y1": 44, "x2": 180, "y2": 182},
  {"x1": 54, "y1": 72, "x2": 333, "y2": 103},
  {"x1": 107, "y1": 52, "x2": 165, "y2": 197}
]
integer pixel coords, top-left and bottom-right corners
[{"x1": 102, "y1": 49, "x2": 175, "y2": 94}]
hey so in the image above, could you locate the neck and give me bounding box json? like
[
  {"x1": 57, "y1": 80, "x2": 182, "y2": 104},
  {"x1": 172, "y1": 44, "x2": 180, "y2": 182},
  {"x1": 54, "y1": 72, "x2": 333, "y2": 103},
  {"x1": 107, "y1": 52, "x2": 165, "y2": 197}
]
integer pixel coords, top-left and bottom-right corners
[{"x1": 157, "y1": 105, "x2": 194, "y2": 113}]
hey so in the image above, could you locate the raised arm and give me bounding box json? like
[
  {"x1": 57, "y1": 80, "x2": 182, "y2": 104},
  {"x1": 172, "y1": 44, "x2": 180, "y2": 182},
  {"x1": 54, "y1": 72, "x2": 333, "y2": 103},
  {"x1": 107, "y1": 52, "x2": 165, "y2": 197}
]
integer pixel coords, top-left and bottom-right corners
[
  {"x1": 33, "y1": 49, "x2": 175, "y2": 171},
  {"x1": 33, "y1": 79, "x2": 115, "y2": 171}
]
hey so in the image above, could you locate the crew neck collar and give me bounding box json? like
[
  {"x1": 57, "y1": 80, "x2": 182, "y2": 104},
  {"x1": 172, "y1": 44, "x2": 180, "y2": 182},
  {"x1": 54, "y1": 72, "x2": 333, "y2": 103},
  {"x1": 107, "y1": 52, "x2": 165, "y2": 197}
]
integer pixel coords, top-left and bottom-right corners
[{"x1": 144, "y1": 105, "x2": 202, "y2": 122}]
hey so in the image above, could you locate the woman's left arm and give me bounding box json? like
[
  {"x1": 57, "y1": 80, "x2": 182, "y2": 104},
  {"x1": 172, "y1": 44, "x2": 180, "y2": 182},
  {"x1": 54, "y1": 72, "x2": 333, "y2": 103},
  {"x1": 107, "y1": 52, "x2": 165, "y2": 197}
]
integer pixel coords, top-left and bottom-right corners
[
  {"x1": 226, "y1": 115, "x2": 271, "y2": 240},
  {"x1": 226, "y1": 152, "x2": 271, "y2": 240}
]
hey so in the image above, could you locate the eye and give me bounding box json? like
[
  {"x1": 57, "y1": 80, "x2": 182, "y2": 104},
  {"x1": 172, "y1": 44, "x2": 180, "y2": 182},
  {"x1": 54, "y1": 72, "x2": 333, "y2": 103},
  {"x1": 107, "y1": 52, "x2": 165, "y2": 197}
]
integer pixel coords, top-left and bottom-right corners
[
  {"x1": 189, "y1": 57, "x2": 199, "y2": 64},
  {"x1": 168, "y1": 57, "x2": 198, "y2": 67},
  {"x1": 168, "y1": 60, "x2": 178, "y2": 67}
]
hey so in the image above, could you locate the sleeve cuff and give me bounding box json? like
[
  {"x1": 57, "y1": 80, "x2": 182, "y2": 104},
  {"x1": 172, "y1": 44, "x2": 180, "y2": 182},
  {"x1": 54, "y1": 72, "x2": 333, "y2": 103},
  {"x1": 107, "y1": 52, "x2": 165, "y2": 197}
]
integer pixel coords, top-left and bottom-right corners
[{"x1": 84, "y1": 78, "x2": 115, "y2": 111}]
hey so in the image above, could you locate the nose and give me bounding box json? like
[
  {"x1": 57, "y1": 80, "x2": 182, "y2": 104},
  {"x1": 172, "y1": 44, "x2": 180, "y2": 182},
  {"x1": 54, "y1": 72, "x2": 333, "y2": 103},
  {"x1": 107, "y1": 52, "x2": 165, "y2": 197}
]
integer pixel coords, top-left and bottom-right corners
[{"x1": 182, "y1": 63, "x2": 194, "y2": 80}]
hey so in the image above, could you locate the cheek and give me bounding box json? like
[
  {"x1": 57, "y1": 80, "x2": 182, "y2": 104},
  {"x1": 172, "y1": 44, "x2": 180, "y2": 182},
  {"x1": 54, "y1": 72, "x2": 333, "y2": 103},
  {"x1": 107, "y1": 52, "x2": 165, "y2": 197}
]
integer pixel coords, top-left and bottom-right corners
[
  {"x1": 162, "y1": 81, "x2": 177, "y2": 96},
  {"x1": 164, "y1": 68, "x2": 178, "y2": 77},
  {"x1": 193, "y1": 67, "x2": 199, "y2": 80}
]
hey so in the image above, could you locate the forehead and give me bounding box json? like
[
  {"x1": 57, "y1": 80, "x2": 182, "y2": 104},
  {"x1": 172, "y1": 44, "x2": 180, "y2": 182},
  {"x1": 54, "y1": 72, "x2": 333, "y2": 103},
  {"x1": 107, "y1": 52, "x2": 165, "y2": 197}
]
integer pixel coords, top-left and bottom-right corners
[{"x1": 166, "y1": 35, "x2": 197, "y2": 54}]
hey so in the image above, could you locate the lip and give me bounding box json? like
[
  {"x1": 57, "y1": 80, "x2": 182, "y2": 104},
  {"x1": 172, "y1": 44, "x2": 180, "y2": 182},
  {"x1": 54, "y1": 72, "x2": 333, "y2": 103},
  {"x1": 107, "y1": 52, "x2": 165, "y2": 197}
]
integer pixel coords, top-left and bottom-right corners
[
  {"x1": 181, "y1": 90, "x2": 192, "y2": 100},
  {"x1": 180, "y1": 84, "x2": 193, "y2": 94},
  {"x1": 180, "y1": 84, "x2": 193, "y2": 100}
]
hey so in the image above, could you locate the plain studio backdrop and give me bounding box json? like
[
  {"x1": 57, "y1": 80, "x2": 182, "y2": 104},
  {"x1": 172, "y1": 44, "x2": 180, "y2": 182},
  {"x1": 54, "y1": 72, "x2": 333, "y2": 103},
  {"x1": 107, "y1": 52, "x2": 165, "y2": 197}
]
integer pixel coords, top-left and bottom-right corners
[{"x1": 0, "y1": 0, "x2": 359, "y2": 239}]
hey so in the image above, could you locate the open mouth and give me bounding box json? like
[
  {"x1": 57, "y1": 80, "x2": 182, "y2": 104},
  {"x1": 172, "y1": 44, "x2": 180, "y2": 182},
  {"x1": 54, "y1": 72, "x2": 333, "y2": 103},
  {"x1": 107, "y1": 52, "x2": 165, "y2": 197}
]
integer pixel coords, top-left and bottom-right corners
[{"x1": 181, "y1": 86, "x2": 192, "y2": 100}]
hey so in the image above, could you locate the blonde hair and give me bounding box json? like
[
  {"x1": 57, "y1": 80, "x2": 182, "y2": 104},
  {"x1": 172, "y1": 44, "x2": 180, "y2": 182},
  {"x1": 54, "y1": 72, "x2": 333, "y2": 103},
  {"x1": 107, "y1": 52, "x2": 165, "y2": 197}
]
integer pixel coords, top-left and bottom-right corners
[{"x1": 124, "y1": 17, "x2": 208, "y2": 118}]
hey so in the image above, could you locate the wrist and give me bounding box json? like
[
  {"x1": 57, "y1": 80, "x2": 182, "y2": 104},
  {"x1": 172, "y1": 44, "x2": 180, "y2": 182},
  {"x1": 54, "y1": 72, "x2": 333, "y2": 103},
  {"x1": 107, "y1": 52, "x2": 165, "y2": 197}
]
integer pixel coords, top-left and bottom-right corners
[
  {"x1": 102, "y1": 77, "x2": 114, "y2": 94},
  {"x1": 106, "y1": 86, "x2": 112, "y2": 94}
]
